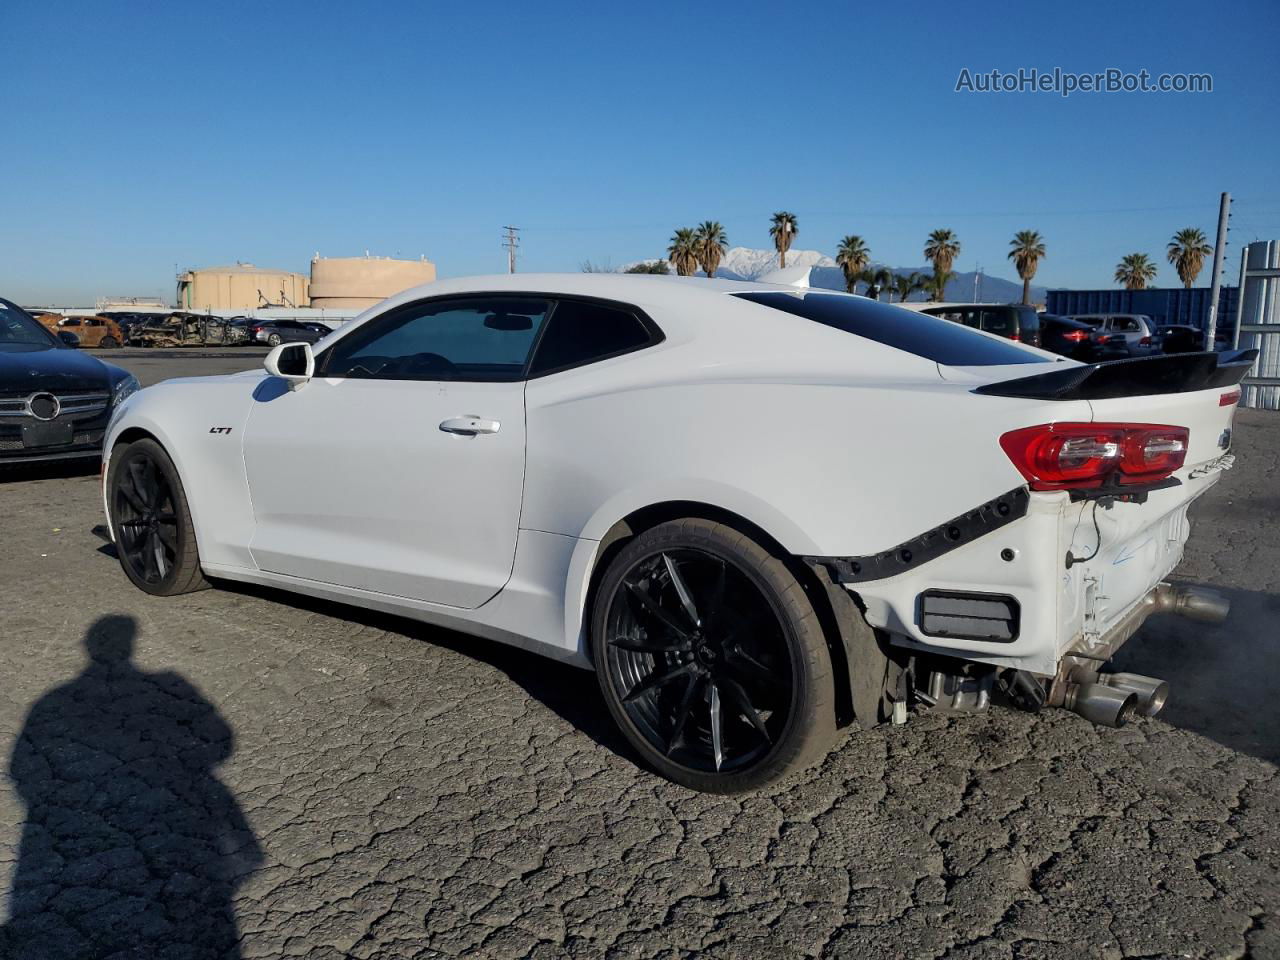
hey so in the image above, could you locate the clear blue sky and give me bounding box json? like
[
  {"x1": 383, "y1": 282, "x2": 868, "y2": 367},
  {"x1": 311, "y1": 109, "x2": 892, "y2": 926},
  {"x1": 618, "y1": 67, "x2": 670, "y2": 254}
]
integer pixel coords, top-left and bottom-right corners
[{"x1": 5, "y1": 0, "x2": 1279, "y2": 304}]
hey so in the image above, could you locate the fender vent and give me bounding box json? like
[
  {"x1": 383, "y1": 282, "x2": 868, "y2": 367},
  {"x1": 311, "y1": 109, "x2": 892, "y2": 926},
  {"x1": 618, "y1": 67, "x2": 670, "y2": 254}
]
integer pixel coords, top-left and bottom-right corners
[{"x1": 918, "y1": 590, "x2": 1020, "y2": 642}]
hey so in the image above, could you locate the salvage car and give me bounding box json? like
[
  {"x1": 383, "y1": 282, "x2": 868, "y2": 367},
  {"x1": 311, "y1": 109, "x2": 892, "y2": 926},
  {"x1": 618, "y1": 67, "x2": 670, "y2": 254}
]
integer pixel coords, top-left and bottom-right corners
[
  {"x1": 1, "y1": 298, "x2": 140, "y2": 464},
  {"x1": 101, "y1": 275, "x2": 1252, "y2": 791},
  {"x1": 36, "y1": 313, "x2": 125, "y2": 349}
]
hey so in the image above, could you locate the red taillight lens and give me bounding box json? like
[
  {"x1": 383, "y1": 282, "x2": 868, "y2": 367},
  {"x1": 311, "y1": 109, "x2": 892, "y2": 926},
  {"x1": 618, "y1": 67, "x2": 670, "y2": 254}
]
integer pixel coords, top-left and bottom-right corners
[
  {"x1": 1063, "y1": 330, "x2": 1088, "y2": 342},
  {"x1": 1093, "y1": 334, "x2": 1110, "y2": 344},
  {"x1": 1220, "y1": 389, "x2": 1240, "y2": 406},
  {"x1": 1000, "y1": 422, "x2": 1189, "y2": 491},
  {"x1": 1009, "y1": 332, "x2": 1021, "y2": 342},
  {"x1": 1139, "y1": 336, "x2": 1152, "y2": 345}
]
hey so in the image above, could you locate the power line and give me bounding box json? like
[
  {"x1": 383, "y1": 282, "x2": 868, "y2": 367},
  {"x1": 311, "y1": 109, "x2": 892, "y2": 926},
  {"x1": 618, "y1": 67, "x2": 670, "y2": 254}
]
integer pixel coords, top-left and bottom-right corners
[{"x1": 501, "y1": 226, "x2": 520, "y2": 273}]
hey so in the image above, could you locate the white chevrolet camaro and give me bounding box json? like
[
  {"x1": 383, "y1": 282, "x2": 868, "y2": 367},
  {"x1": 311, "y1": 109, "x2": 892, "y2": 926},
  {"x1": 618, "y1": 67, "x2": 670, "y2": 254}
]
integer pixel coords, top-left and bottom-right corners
[{"x1": 102, "y1": 274, "x2": 1253, "y2": 791}]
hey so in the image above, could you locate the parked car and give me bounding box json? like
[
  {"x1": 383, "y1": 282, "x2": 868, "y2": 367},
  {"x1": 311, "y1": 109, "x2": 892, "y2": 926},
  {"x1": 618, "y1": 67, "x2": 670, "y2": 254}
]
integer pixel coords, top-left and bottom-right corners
[
  {"x1": 36, "y1": 313, "x2": 125, "y2": 349},
  {"x1": 103, "y1": 275, "x2": 1252, "y2": 791},
  {"x1": 1158, "y1": 325, "x2": 1205, "y2": 354},
  {"x1": 1037, "y1": 314, "x2": 1097, "y2": 360},
  {"x1": 249, "y1": 320, "x2": 331, "y2": 347},
  {"x1": 916, "y1": 303, "x2": 1042, "y2": 347},
  {"x1": 0, "y1": 298, "x2": 140, "y2": 465},
  {"x1": 1070, "y1": 314, "x2": 1158, "y2": 358}
]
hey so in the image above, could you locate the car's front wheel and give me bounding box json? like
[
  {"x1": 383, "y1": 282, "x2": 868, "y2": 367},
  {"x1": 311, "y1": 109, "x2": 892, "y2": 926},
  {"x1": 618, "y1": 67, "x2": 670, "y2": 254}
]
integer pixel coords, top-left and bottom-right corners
[
  {"x1": 107, "y1": 438, "x2": 208, "y2": 596},
  {"x1": 592, "y1": 519, "x2": 836, "y2": 792},
  {"x1": 98, "y1": 335, "x2": 119, "y2": 349},
  {"x1": 267, "y1": 333, "x2": 283, "y2": 346}
]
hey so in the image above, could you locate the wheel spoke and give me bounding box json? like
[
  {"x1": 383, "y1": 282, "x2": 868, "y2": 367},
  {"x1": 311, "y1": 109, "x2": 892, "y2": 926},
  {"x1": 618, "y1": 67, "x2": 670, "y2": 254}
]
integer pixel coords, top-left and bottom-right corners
[
  {"x1": 726, "y1": 644, "x2": 775, "y2": 685},
  {"x1": 720, "y1": 677, "x2": 772, "y2": 744},
  {"x1": 623, "y1": 662, "x2": 694, "y2": 704},
  {"x1": 155, "y1": 523, "x2": 178, "y2": 551},
  {"x1": 609, "y1": 636, "x2": 686, "y2": 654},
  {"x1": 662, "y1": 553, "x2": 700, "y2": 628},
  {"x1": 623, "y1": 579, "x2": 691, "y2": 640},
  {"x1": 665, "y1": 673, "x2": 703, "y2": 756},
  {"x1": 150, "y1": 530, "x2": 168, "y2": 578},
  {"x1": 709, "y1": 683, "x2": 724, "y2": 771},
  {"x1": 118, "y1": 482, "x2": 146, "y2": 514},
  {"x1": 703, "y1": 557, "x2": 727, "y2": 629}
]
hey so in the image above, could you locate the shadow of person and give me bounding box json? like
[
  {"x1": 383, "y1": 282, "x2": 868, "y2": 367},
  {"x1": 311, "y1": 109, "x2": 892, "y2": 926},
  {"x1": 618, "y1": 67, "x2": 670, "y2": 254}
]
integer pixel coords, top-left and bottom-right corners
[{"x1": 1, "y1": 616, "x2": 262, "y2": 959}]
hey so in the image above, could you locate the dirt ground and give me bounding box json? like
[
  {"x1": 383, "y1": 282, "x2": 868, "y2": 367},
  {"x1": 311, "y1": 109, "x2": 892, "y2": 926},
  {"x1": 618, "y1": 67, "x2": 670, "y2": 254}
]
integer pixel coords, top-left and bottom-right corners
[{"x1": 0, "y1": 353, "x2": 1276, "y2": 959}]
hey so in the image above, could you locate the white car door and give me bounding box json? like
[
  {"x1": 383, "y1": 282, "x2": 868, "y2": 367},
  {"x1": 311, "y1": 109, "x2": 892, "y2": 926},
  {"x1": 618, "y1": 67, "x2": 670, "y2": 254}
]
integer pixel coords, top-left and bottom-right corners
[{"x1": 241, "y1": 295, "x2": 551, "y2": 609}]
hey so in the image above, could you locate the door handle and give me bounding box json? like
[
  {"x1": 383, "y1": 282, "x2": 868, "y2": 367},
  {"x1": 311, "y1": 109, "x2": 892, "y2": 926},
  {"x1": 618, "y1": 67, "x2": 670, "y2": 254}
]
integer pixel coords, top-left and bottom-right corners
[{"x1": 439, "y1": 416, "x2": 501, "y2": 436}]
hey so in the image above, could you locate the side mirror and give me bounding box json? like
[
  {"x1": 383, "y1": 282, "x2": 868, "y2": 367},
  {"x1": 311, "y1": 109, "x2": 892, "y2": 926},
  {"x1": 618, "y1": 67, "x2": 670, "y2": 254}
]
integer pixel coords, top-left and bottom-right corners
[
  {"x1": 264, "y1": 342, "x2": 314, "y2": 390},
  {"x1": 58, "y1": 330, "x2": 80, "y2": 347}
]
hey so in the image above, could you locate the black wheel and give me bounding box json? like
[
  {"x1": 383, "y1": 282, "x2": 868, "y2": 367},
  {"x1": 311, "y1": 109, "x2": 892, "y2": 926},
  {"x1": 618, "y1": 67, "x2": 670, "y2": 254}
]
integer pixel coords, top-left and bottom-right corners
[
  {"x1": 107, "y1": 438, "x2": 208, "y2": 596},
  {"x1": 98, "y1": 336, "x2": 119, "y2": 349},
  {"x1": 267, "y1": 333, "x2": 283, "y2": 346},
  {"x1": 592, "y1": 519, "x2": 836, "y2": 792}
]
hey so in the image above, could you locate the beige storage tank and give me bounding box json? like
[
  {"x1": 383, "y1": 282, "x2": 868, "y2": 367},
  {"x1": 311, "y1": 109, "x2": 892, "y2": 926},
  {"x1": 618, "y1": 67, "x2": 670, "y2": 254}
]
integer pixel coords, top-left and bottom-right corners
[
  {"x1": 176, "y1": 264, "x2": 309, "y2": 311},
  {"x1": 309, "y1": 255, "x2": 437, "y2": 309}
]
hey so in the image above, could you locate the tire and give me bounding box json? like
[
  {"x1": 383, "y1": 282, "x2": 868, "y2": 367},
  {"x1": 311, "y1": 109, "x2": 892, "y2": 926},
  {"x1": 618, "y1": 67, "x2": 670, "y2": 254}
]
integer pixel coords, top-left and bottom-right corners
[
  {"x1": 591, "y1": 518, "x2": 836, "y2": 793},
  {"x1": 106, "y1": 438, "x2": 208, "y2": 596},
  {"x1": 267, "y1": 334, "x2": 283, "y2": 347},
  {"x1": 98, "y1": 336, "x2": 119, "y2": 349}
]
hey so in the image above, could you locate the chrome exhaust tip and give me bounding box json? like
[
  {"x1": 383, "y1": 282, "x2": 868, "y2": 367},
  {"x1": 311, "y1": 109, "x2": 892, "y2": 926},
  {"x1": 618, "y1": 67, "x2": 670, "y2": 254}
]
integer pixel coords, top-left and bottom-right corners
[
  {"x1": 1063, "y1": 682, "x2": 1139, "y2": 728},
  {"x1": 1153, "y1": 584, "x2": 1230, "y2": 624},
  {"x1": 1097, "y1": 672, "x2": 1170, "y2": 717}
]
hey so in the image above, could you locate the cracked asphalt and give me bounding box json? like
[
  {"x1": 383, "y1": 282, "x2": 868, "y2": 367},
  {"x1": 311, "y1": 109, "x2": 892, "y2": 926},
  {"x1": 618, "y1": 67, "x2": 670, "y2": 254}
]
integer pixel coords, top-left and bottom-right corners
[{"x1": 0, "y1": 353, "x2": 1276, "y2": 959}]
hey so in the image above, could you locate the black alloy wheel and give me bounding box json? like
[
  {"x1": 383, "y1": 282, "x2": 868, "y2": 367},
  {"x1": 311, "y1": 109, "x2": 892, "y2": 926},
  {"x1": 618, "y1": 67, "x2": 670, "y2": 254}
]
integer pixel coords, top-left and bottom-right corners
[
  {"x1": 108, "y1": 439, "x2": 208, "y2": 596},
  {"x1": 593, "y1": 519, "x2": 836, "y2": 792}
]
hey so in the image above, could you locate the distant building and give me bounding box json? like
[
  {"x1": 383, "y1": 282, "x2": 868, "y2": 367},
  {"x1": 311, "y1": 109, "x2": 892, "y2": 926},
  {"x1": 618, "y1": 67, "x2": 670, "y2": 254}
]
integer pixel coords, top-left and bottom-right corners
[
  {"x1": 177, "y1": 264, "x2": 310, "y2": 311},
  {"x1": 1045, "y1": 286, "x2": 1238, "y2": 334},
  {"x1": 308, "y1": 255, "x2": 437, "y2": 309}
]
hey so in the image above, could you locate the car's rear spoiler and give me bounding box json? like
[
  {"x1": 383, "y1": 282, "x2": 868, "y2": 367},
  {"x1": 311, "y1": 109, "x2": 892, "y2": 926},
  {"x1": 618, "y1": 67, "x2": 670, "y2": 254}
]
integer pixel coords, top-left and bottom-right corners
[{"x1": 972, "y1": 349, "x2": 1258, "y2": 401}]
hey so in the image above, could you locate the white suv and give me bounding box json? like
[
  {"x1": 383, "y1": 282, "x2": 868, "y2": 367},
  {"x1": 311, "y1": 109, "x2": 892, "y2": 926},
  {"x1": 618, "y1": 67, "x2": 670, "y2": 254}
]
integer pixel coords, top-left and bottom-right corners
[{"x1": 1070, "y1": 314, "x2": 1157, "y2": 358}]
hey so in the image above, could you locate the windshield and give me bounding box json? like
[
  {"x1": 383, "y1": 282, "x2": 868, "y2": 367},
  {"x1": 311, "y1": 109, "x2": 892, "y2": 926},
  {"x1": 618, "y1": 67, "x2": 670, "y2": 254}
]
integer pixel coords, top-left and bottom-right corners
[
  {"x1": 0, "y1": 300, "x2": 58, "y2": 349},
  {"x1": 735, "y1": 292, "x2": 1050, "y2": 366}
]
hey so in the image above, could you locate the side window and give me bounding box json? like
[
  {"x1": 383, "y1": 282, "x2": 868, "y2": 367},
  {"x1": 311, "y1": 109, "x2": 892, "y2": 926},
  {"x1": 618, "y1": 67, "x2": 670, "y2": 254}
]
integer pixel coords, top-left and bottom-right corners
[
  {"x1": 321, "y1": 297, "x2": 550, "y2": 382},
  {"x1": 529, "y1": 299, "x2": 656, "y2": 376},
  {"x1": 1114, "y1": 317, "x2": 1140, "y2": 332},
  {"x1": 979, "y1": 309, "x2": 1013, "y2": 335},
  {"x1": 959, "y1": 309, "x2": 982, "y2": 329}
]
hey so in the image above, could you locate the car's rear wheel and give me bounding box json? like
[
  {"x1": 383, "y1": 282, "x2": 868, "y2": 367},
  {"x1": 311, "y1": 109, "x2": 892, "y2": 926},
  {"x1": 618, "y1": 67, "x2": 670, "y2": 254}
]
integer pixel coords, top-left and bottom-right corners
[
  {"x1": 107, "y1": 438, "x2": 208, "y2": 596},
  {"x1": 592, "y1": 519, "x2": 836, "y2": 793},
  {"x1": 98, "y1": 336, "x2": 119, "y2": 349}
]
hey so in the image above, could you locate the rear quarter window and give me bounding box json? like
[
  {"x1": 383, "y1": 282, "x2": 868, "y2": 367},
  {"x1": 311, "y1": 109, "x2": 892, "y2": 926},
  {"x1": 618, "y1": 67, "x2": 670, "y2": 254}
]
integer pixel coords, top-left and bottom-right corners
[{"x1": 735, "y1": 292, "x2": 1049, "y2": 366}]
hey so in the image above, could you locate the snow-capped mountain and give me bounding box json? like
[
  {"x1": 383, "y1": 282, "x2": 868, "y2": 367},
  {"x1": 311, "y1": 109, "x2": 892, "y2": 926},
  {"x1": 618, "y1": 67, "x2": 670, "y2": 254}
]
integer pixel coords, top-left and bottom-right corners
[{"x1": 619, "y1": 246, "x2": 1045, "y2": 304}]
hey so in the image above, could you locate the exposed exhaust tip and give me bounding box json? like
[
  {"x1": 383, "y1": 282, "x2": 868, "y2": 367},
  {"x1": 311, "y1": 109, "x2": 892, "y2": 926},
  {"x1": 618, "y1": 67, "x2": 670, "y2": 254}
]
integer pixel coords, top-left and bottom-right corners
[
  {"x1": 1098, "y1": 672, "x2": 1170, "y2": 718},
  {"x1": 1064, "y1": 682, "x2": 1139, "y2": 728},
  {"x1": 1154, "y1": 584, "x2": 1230, "y2": 624}
]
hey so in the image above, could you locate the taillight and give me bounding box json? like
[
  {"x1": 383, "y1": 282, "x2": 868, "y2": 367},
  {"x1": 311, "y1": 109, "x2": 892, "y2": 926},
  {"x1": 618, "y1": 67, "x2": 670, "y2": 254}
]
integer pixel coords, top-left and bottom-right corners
[
  {"x1": 1220, "y1": 389, "x2": 1240, "y2": 406},
  {"x1": 1009, "y1": 333, "x2": 1020, "y2": 342},
  {"x1": 1093, "y1": 334, "x2": 1110, "y2": 344},
  {"x1": 1139, "y1": 336, "x2": 1152, "y2": 345},
  {"x1": 1063, "y1": 330, "x2": 1088, "y2": 342},
  {"x1": 1000, "y1": 422, "x2": 1189, "y2": 491}
]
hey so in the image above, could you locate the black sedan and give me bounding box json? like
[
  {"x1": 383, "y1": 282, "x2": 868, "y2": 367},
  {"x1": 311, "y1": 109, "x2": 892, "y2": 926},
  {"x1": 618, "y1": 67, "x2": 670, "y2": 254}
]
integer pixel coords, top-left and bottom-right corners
[
  {"x1": 1158, "y1": 325, "x2": 1205, "y2": 354},
  {"x1": 248, "y1": 319, "x2": 332, "y2": 347},
  {"x1": 0, "y1": 298, "x2": 139, "y2": 465},
  {"x1": 1038, "y1": 314, "x2": 1098, "y2": 361}
]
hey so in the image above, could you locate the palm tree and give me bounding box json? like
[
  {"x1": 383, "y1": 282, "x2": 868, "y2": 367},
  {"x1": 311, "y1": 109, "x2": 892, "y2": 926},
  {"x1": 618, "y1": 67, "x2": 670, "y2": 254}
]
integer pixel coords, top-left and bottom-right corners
[
  {"x1": 667, "y1": 228, "x2": 700, "y2": 277},
  {"x1": 858, "y1": 267, "x2": 894, "y2": 300},
  {"x1": 694, "y1": 221, "x2": 728, "y2": 278},
  {"x1": 835, "y1": 235, "x2": 870, "y2": 293},
  {"x1": 1114, "y1": 253, "x2": 1158, "y2": 290},
  {"x1": 769, "y1": 212, "x2": 799, "y2": 268},
  {"x1": 922, "y1": 271, "x2": 950, "y2": 302},
  {"x1": 924, "y1": 229, "x2": 961, "y2": 279},
  {"x1": 1007, "y1": 230, "x2": 1046, "y2": 305},
  {"x1": 1167, "y1": 228, "x2": 1213, "y2": 288},
  {"x1": 893, "y1": 271, "x2": 927, "y2": 303}
]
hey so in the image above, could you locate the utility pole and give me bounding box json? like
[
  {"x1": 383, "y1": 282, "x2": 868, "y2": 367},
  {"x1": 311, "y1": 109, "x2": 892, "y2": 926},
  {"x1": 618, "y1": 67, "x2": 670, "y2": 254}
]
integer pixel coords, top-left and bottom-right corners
[
  {"x1": 502, "y1": 226, "x2": 520, "y2": 274},
  {"x1": 1205, "y1": 192, "x2": 1231, "y2": 347}
]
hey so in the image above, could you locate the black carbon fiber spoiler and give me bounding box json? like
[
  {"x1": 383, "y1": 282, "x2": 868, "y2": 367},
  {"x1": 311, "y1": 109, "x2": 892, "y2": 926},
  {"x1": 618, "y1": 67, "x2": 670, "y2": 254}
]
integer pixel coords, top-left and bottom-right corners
[{"x1": 972, "y1": 349, "x2": 1258, "y2": 401}]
